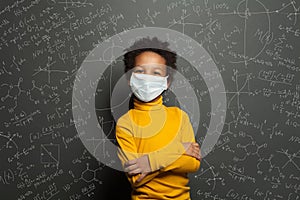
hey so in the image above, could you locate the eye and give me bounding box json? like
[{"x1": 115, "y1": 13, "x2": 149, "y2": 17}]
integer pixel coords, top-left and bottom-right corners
[
  {"x1": 153, "y1": 71, "x2": 162, "y2": 76},
  {"x1": 134, "y1": 69, "x2": 144, "y2": 73}
]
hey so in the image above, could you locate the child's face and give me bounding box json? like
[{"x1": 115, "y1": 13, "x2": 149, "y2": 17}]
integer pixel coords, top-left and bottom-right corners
[
  {"x1": 133, "y1": 51, "x2": 167, "y2": 77},
  {"x1": 129, "y1": 51, "x2": 170, "y2": 101}
]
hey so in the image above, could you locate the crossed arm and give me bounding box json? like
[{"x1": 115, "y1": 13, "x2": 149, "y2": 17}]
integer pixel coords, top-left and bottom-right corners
[
  {"x1": 123, "y1": 142, "x2": 201, "y2": 184},
  {"x1": 116, "y1": 112, "x2": 201, "y2": 188}
]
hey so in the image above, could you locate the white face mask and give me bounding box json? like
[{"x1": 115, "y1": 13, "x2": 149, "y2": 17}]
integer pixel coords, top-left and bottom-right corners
[{"x1": 129, "y1": 73, "x2": 169, "y2": 102}]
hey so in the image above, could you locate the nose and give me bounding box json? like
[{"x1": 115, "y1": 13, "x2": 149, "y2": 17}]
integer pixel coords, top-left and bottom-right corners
[{"x1": 144, "y1": 68, "x2": 152, "y2": 75}]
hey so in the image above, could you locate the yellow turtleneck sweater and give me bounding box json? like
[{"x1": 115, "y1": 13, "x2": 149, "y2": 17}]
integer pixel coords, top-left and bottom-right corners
[{"x1": 116, "y1": 95, "x2": 200, "y2": 200}]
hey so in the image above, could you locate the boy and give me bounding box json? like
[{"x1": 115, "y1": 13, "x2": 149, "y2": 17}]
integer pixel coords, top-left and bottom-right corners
[{"x1": 116, "y1": 36, "x2": 201, "y2": 200}]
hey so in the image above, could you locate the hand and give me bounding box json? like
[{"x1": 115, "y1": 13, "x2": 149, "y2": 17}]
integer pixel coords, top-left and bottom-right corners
[
  {"x1": 124, "y1": 155, "x2": 151, "y2": 176},
  {"x1": 182, "y1": 142, "x2": 202, "y2": 161},
  {"x1": 136, "y1": 172, "x2": 151, "y2": 183}
]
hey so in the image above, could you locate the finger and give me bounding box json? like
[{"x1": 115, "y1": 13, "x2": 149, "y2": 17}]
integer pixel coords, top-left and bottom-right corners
[
  {"x1": 125, "y1": 159, "x2": 137, "y2": 166},
  {"x1": 193, "y1": 142, "x2": 199, "y2": 147},
  {"x1": 192, "y1": 146, "x2": 200, "y2": 153},
  {"x1": 136, "y1": 173, "x2": 147, "y2": 183},
  {"x1": 191, "y1": 150, "x2": 200, "y2": 160},
  {"x1": 192, "y1": 146, "x2": 199, "y2": 153},
  {"x1": 196, "y1": 150, "x2": 201, "y2": 156},
  {"x1": 199, "y1": 156, "x2": 202, "y2": 161},
  {"x1": 128, "y1": 168, "x2": 142, "y2": 175},
  {"x1": 192, "y1": 143, "x2": 199, "y2": 148},
  {"x1": 195, "y1": 152, "x2": 201, "y2": 160},
  {"x1": 194, "y1": 151, "x2": 201, "y2": 160},
  {"x1": 192, "y1": 153, "x2": 200, "y2": 160},
  {"x1": 124, "y1": 164, "x2": 138, "y2": 173},
  {"x1": 193, "y1": 152, "x2": 199, "y2": 159},
  {"x1": 183, "y1": 142, "x2": 192, "y2": 149},
  {"x1": 192, "y1": 148, "x2": 200, "y2": 155},
  {"x1": 192, "y1": 151, "x2": 199, "y2": 158},
  {"x1": 191, "y1": 144, "x2": 199, "y2": 150},
  {"x1": 192, "y1": 148, "x2": 200, "y2": 154}
]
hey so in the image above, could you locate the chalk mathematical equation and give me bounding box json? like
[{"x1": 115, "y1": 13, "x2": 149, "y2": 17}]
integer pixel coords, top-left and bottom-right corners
[{"x1": 0, "y1": 0, "x2": 299, "y2": 199}]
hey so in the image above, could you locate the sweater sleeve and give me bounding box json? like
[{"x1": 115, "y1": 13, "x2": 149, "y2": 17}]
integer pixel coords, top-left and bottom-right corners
[
  {"x1": 147, "y1": 133, "x2": 186, "y2": 171},
  {"x1": 160, "y1": 111, "x2": 201, "y2": 173},
  {"x1": 116, "y1": 116, "x2": 161, "y2": 188}
]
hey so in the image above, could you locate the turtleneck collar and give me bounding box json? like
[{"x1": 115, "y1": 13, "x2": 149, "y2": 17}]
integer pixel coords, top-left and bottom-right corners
[{"x1": 133, "y1": 95, "x2": 163, "y2": 111}]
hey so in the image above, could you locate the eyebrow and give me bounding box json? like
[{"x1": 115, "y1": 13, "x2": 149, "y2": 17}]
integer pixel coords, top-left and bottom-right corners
[{"x1": 134, "y1": 65, "x2": 167, "y2": 71}]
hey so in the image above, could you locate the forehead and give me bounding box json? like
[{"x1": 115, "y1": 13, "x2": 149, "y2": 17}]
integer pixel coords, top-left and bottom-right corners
[{"x1": 135, "y1": 51, "x2": 166, "y2": 66}]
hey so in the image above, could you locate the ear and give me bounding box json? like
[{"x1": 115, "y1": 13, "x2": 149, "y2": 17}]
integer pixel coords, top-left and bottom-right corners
[{"x1": 167, "y1": 80, "x2": 171, "y2": 88}]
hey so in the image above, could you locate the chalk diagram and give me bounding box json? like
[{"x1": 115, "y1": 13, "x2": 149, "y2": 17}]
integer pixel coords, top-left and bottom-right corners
[
  {"x1": 74, "y1": 163, "x2": 103, "y2": 184},
  {"x1": 0, "y1": 131, "x2": 20, "y2": 151},
  {"x1": 40, "y1": 143, "x2": 60, "y2": 165},
  {"x1": 194, "y1": 159, "x2": 225, "y2": 192},
  {"x1": 91, "y1": 42, "x2": 125, "y2": 159},
  {"x1": 0, "y1": 77, "x2": 26, "y2": 113},
  {"x1": 217, "y1": 0, "x2": 300, "y2": 65},
  {"x1": 0, "y1": 132, "x2": 21, "y2": 167},
  {"x1": 217, "y1": 1, "x2": 299, "y2": 113},
  {"x1": 85, "y1": 120, "x2": 116, "y2": 159}
]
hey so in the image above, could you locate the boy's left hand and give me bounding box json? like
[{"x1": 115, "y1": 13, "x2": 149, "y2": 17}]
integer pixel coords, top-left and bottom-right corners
[{"x1": 182, "y1": 142, "x2": 202, "y2": 161}]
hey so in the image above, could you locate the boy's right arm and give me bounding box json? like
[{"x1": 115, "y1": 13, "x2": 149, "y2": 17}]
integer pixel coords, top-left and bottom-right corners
[{"x1": 116, "y1": 117, "x2": 162, "y2": 188}]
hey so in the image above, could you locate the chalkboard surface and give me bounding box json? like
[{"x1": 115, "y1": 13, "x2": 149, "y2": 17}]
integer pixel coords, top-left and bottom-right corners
[{"x1": 1, "y1": 0, "x2": 299, "y2": 199}]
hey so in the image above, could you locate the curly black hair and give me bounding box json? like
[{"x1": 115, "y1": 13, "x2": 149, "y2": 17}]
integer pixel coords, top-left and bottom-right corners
[{"x1": 123, "y1": 36, "x2": 177, "y2": 83}]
